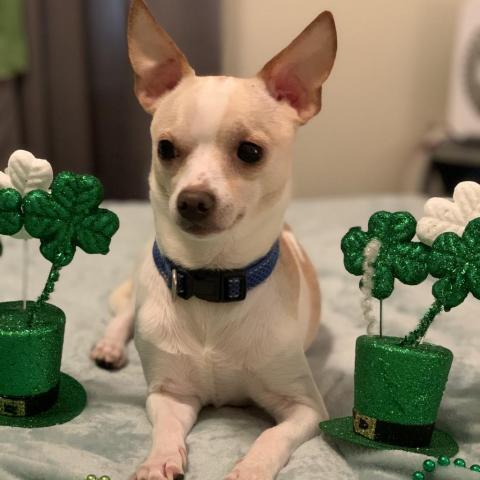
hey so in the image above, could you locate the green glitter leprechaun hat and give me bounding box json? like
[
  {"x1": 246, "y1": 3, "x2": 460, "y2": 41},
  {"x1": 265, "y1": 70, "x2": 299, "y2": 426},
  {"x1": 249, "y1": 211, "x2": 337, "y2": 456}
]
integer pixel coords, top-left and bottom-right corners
[
  {"x1": 0, "y1": 150, "x2": 119, "y2": 428},
  {"x1": 317, "y1": 181, "x2": 480, "y2": 456},
  {"x1": 320, "y1": 335, "x2": 456, "y2": 456}
]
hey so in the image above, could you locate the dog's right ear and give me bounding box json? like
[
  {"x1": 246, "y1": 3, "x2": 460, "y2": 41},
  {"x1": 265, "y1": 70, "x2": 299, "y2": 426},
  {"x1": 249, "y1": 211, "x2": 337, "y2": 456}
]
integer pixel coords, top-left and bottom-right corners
[{"x1": 128, "y1": 0, "x2": 194, "y2": 114}]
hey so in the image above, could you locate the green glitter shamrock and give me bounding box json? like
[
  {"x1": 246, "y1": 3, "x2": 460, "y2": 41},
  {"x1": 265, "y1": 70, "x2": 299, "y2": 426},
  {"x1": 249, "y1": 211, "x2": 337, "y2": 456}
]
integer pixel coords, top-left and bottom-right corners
[
  {"x1": 382, "y1": 215, "x2": 480, "y2": 346},
  {"x1": 23, "y1": 172, "x2": 119, "y2": 267},
  {"x1": 0, "y1": 166, "x2": 119, "y2": 316},
  {"x1": 0, "y1": 188, "x2": 23, "y2": 236},
  {"x1": 341, "y1": 211, "x2": 431, "y2": 299},
  {"x1": 428, "y1": 217, "x2": 480, "y2": 310},
  {"x1": 19, "y1": 171, "x2": 119, "y2": 306}
]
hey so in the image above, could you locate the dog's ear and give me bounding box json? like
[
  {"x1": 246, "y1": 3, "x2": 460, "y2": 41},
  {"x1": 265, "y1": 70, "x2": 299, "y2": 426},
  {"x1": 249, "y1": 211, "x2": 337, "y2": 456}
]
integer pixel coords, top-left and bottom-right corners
[
  {"x1": 128, "y1": 0, "x2": 194, "y2": 114},
  {"x1": 258, "y1": 12, "x2": 337, "y2": 124}
]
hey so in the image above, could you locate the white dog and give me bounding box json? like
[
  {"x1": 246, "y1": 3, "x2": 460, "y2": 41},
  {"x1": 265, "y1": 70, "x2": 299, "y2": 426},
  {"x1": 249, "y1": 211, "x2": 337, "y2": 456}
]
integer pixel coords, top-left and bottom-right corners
[{"x1": 91, "y1": 1, "x2": 337, "y2": 479}]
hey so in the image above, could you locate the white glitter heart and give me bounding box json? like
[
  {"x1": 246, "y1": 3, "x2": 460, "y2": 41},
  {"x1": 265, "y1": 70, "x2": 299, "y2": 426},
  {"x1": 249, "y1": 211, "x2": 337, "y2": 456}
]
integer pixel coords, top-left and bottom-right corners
[
  {"x1": 1, "y1": 150, "x2": 53, "y2": 240},
  {"x1": 417, "y1": 181, "x2": 480, "y2": 245}
]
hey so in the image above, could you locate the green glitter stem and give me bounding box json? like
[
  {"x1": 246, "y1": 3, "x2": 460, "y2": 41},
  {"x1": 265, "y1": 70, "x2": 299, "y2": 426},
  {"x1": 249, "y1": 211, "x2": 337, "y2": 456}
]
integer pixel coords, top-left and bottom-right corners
[
  {"x1": 401, "y1": 300, "x2": 443, "y2": 347},
  {"x1": 36, "y1": 262, "x2": 62, "y2": 306},
  {"x1": 379, "y1": 299, "x2": 383, "y2": 336}
]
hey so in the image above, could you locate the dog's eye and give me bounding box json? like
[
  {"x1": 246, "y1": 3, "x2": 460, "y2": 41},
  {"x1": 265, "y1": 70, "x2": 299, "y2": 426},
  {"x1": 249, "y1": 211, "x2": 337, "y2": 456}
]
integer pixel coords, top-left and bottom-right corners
[
  {"x1": 158, "y1": 139, "x2": 177, "y2": 161},
  {"x1": 237, "y1": 141, "x2": 263, "y2": 164}
]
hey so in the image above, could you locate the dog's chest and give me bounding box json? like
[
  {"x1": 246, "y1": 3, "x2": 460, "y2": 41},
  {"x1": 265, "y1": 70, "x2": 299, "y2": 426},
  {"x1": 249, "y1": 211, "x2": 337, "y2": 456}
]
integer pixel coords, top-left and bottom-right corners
[
  {"x1": 135, "y1": 250, "x2": 300, "y2": 406},
  {"x1": 189, "y1": 300, "x2": 276, "y2": 402},
  {"x1": 186, "y1": 343, "x2": 252, "y2": 407},
  {"x1": 135, "y1": 289, "x2": 271, "y2": 406}
]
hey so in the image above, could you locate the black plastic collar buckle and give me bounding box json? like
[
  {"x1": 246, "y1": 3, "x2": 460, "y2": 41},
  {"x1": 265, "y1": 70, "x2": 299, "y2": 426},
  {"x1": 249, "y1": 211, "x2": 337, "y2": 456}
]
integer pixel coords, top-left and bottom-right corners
[{"x1": 174, "y1": 268, "x2": 247, "y2": 302}]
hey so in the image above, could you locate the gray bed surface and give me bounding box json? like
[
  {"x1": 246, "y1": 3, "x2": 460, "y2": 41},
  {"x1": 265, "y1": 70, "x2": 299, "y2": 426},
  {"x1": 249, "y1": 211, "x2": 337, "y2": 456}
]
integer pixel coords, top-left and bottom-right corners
[{"x1": 0, "y1": 196, "x2": 478, "y2": 480}]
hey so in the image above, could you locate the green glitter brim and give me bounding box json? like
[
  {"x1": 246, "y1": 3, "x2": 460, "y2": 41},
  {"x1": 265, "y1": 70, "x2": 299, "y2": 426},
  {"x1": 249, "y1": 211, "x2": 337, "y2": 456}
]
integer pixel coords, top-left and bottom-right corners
[
  {"x1": 0, "y1": 372, "x2": 87, "y2": 428},
  {"x1": 319, "y1": 416, "x2": 458, "y2": 457}
]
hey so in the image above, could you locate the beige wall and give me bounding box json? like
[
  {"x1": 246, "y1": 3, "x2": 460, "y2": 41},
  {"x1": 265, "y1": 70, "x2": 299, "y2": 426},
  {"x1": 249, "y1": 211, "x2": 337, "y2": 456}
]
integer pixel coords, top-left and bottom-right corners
[{"x1": 222, "y1": 0, "x2": 461, "y2": 197}]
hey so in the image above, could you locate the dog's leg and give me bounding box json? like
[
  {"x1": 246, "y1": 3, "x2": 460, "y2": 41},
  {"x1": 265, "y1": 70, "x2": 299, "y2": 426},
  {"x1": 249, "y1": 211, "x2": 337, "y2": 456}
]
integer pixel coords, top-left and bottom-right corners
[
  {"x1": 226, "y1": 352, "x2": 328, "y2": 480},
  {"x1": 90, "y1": 280, "x2": 135, "y2": 370},
  {"x1": 225, "y1": 400, "x2": 326, "y2": 480},
  {"x1": 131, "y1": 392, "x2": 201, "y2": 480}
]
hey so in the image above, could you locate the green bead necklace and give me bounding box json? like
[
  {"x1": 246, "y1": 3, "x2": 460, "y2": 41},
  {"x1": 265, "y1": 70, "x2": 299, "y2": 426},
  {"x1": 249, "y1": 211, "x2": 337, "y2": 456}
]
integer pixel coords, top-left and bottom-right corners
[{"x1": 411, "y1": 456, "x2": 480, "y2": 479}]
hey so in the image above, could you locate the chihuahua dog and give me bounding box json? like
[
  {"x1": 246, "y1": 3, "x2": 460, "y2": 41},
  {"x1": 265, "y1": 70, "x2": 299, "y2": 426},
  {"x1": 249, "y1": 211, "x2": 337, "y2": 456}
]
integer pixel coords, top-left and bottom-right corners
[{"x1": 91, "y1": 1, "x2": 337, "y2": 479}]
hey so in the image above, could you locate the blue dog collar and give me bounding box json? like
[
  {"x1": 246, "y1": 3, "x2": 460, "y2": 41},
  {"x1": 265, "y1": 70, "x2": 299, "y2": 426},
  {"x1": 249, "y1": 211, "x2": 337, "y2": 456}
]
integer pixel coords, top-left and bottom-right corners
[{"x1": 152, "y1": 240, "x2": 280, "y2": 302}]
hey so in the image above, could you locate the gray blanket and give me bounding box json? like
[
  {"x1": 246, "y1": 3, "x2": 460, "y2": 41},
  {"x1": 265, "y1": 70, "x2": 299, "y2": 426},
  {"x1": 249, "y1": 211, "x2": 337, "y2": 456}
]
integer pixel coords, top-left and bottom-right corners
[{"x1": 0, "y1": 196, "x2": 478, "y2": 480}]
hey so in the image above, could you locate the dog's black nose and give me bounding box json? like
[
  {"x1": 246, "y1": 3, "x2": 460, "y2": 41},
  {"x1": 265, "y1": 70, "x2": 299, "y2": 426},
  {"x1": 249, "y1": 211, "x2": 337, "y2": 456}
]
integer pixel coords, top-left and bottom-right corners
[{"x1": 177, "y1": 189, "x2": 216, "y2": 222}]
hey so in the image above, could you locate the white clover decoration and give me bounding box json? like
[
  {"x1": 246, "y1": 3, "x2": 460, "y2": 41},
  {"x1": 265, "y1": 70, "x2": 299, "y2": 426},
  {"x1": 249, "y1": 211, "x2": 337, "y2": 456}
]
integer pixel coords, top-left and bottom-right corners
[
  {"x1": 0, "y1": 169, "x2": 12, "y2": 189},
  {"x1": 0, "y1": 150, "x2": 53, "y2": 239},
  {"x1": 416, "y1": 181, "x2": 480, "y2": 246}
]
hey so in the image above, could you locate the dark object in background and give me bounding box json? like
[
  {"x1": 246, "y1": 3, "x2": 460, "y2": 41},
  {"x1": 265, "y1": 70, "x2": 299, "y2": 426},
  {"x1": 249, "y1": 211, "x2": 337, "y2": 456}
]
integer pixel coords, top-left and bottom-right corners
[
  {"x1": 425, "y1": 1, "x2": 480, "y2": 195},
  {"x1": 13, "y1": 0, "x2": 221, "y2": 200},
  {"x1": 427, "y1": 138, "x2": 480, "y2": 194},
  {"x1": 85, "y1": 0, "x2": 221, "y2": 199}
]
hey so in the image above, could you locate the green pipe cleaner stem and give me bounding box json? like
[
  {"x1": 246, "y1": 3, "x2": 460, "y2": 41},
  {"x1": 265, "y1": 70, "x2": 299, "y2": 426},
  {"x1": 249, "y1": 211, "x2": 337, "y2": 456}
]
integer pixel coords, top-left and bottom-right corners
[
  {"x1": 401, "y1": 299, "x2": 443, "y2": 347},
  {"x1": 36, "y1": 262, "x2": 62, "y2": 306}
]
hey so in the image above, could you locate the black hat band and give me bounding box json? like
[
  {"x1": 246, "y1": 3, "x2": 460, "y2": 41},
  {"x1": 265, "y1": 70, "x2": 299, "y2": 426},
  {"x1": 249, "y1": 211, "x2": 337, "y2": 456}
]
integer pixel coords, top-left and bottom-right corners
[
  {"x1": 0, "y1": 383, "x2": 60, "y2": 417},
  {"x1": 353, "y1": 409, "x2": 435, "y2": 448}
]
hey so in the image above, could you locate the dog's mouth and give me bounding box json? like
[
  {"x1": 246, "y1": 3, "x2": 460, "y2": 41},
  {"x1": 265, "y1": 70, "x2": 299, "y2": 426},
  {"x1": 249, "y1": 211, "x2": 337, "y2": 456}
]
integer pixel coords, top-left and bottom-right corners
[
  {"x1": 179, "y1": 212, "x2": 245, "y2": 237},
  {"x1": 180, "y1": 222, "x2": 224, "y2": 237}
]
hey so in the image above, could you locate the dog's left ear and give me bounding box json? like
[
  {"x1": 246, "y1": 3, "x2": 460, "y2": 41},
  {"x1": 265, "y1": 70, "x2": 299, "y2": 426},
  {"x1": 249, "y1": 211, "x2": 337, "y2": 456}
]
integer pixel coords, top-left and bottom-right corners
[
  {"x1": 258, "y1": 12, "x2": 337, "y2": 124},
  {"x1": 128, "y1": 0, "x2": 194, "y2": 114}
]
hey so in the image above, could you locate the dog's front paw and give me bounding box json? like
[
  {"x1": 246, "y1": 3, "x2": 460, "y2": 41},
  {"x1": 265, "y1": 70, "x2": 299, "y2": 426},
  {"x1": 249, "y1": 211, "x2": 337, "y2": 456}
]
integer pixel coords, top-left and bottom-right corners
[
  {"x1": 130, "y1": 449, "x2": 186, "y2": 480},
  {"x1": 225, "y1": 458, "x2": 274, "y2": 480},
  {"x1": 90, "y1": 337, "x2": 128, "y2": 371},
  {"x1": 129, "y1": 462, "x2": 183, "y2": 480}
]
